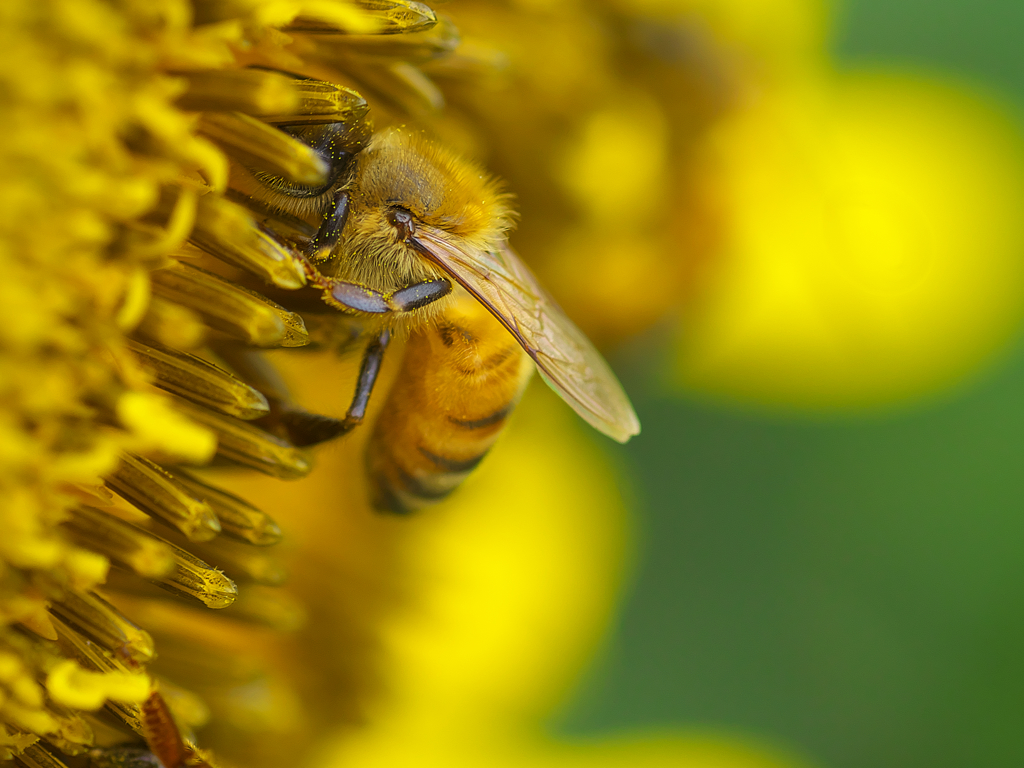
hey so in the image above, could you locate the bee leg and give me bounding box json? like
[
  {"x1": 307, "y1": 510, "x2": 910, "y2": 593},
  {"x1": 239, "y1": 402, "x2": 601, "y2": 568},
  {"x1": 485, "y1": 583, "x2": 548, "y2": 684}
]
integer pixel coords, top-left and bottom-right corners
[
  {"x1": 255, "y1": 117, "x2": 371, "y2": 257},
  {"x1": 215, "y1": 346, "x2": 335, "y2": 444},
  {"x1": 318, "y1": 276, "x2": 452, "y2": 314},
  {"x1": 241, "y1": 272, "x2": 450, "y2": 446},
  {"x1": 391, "y1": 278, "x2": 453, "y2": 311},
  {"x1": 341, "y1": 329, "x2": 391, "y2": 429},
  {"x1": 307, "y1": 189, "x2": 349, "y2": 261},
  {"x1": 277, "y1": 330, "x2": 391, "y2": 446}
]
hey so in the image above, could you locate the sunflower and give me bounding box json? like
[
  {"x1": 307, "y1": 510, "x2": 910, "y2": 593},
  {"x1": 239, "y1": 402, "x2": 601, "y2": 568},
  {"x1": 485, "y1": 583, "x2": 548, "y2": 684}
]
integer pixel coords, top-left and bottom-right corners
[
  {"x1": 0, "y1": 0, "x2": 542, "y2": 765},
  {"x1": 5, "y1": 0, "x2": 1019, "y2": 766}
]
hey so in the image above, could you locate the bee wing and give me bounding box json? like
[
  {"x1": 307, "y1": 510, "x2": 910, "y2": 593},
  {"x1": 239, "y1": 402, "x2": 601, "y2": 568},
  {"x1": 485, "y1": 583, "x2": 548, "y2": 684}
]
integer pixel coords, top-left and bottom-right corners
[{"x1": 413, "y1": 228, "x2": 640, "y2": 442}]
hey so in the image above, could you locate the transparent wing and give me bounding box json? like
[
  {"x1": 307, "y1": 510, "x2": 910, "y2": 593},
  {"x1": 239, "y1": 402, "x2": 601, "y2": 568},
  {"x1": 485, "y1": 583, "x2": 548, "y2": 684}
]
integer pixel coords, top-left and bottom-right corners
[{"x1": 413, "y1": 227, "x2": 640, "y2": 442}]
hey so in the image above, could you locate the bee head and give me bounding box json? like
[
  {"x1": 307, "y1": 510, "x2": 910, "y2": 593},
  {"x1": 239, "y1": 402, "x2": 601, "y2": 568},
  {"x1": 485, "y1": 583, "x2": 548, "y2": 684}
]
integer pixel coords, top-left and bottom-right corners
[
  {"x1": 337, "y1": 128, "x2": 514, "y2": 293},
  {"x1": 353, "y1": 128, "x2": 514, "y2": 250}
]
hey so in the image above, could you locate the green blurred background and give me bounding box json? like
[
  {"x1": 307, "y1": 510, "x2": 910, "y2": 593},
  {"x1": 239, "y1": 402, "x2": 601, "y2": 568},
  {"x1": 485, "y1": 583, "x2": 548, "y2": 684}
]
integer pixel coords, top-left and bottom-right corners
[{"x1": 555, "y1": 2, "x2": 1024, "y2": 767}]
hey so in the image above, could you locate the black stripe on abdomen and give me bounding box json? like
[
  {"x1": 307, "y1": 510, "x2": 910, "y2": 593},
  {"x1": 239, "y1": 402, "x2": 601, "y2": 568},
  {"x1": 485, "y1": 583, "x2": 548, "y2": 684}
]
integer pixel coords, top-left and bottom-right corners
[
  {"x1": 418, "y1": 445, "x2": 487, "y2": 473},
  {"x1": 448, "y1": 403, "x2": 513, "y2": 430},
  {"x1": 373, "y1": 479, "x2": 413, "y2": 516},
  {"x1": 396, "y1": 465, "x2": 458, "y2": 501}
]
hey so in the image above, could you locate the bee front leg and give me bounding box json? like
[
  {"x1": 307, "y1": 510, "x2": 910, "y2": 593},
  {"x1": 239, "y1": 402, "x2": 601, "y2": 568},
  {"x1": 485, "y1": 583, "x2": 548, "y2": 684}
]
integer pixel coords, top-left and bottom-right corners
[
  {"x1": 319, "y1": 275, "x2": 452, "y2": 314},
  {"x1": 307, "y1": 189, "x2": 349, "y2": 261}
]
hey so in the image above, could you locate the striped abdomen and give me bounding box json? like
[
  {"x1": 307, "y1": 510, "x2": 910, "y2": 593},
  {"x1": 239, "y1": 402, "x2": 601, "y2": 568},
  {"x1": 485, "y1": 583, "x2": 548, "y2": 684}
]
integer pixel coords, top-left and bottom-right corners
[{"x1": 366, "y1": 294, "x2": 533, "y2": 513}]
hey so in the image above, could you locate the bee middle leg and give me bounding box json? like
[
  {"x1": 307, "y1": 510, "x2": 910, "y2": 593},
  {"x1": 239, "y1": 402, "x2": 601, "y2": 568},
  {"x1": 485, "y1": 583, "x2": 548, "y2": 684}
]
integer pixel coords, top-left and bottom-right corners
[
  {"x1": 274, "y1": 274, "x2": 452, "y2": 446},
  {"x1": 278, "y1": 330, "x2": 391, "y2": 446}
]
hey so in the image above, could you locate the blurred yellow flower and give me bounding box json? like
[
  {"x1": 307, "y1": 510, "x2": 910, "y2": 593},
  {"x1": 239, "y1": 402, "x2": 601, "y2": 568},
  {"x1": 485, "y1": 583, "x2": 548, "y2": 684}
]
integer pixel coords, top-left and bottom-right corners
[
  {"x1": 615, "y1": 0, "x2": 829, "y2": 71},
  {"x1": 675, "y1": 73, "x2": 1024, "y2": 408}
]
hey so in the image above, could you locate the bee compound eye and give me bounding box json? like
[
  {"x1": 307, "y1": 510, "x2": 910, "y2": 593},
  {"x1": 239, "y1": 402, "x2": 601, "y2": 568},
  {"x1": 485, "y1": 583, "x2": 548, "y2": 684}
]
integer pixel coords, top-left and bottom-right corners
[{"x1": 387, "y1": 206, "x2": 416, "y2": 241}]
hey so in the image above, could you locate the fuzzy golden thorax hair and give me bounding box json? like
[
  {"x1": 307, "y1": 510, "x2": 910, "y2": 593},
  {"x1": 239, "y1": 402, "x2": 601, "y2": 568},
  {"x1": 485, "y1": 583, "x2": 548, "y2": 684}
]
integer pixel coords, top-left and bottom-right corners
[{"x1": 333, "y1": 128, "x2": 515, "y2": 299}]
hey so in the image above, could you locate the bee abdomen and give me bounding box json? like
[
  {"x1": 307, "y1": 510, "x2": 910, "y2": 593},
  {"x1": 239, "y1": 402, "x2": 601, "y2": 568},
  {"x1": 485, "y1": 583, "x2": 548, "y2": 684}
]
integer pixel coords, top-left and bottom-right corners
[{"x1": 366, "y1": 296, "x2": 533, "y2": 514}]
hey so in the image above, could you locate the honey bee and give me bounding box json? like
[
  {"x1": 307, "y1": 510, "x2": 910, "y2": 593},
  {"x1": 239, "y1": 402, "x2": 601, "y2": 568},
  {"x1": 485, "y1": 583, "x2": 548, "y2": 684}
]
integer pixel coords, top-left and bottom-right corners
[{"x1": 233, "y1": 90, "x2": 640, "y2": 512}]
